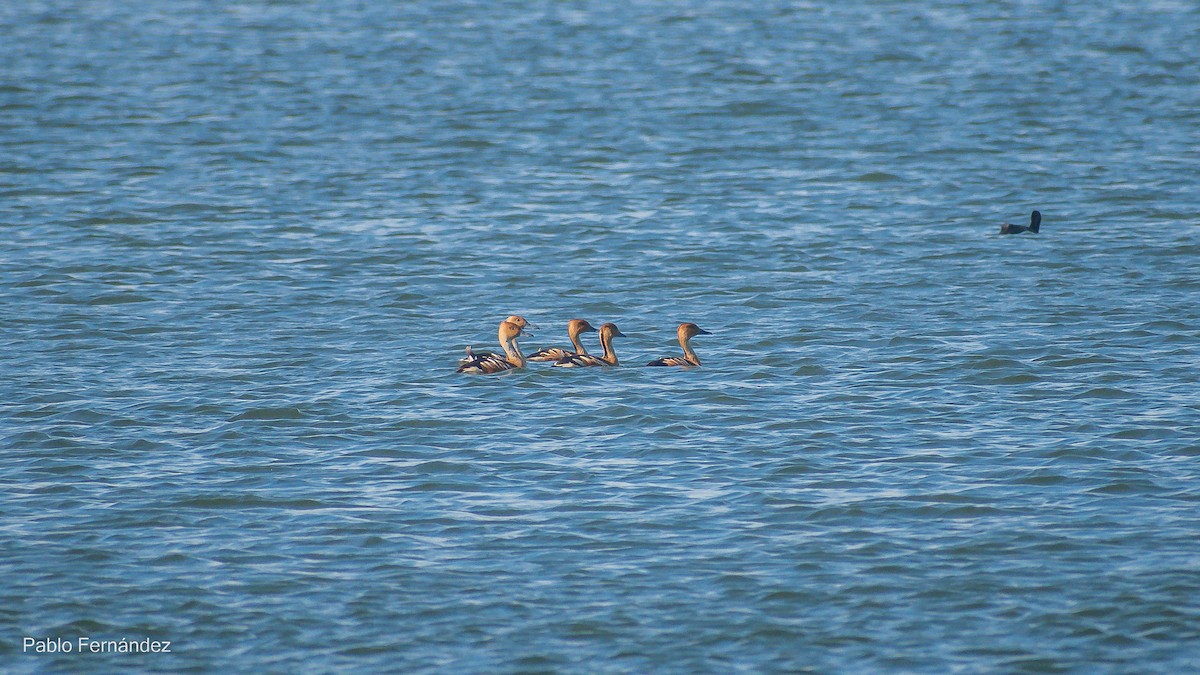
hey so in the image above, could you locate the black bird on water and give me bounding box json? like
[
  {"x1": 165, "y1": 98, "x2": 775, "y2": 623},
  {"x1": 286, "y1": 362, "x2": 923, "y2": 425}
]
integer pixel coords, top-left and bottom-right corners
[{"x1": 1000, "y1": 210, "x2": 1041, "y2": 235}]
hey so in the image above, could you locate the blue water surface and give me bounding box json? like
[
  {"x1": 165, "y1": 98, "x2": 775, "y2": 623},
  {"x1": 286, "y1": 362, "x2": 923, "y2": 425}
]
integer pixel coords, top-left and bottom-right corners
[{"x1": 3, "y1": 1, "x2": 1200, "y2": 671}]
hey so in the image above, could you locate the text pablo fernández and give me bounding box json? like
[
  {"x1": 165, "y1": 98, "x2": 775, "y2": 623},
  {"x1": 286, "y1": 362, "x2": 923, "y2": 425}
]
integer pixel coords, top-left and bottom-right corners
[{"x1": 24, "y1": 637, "x2": 172, "y2": 654}]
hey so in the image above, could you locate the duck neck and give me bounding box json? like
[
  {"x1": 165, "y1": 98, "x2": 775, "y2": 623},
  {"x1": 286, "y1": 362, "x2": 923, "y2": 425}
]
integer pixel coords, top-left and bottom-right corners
[
  {"x1": 600, "y1": 333, "x2": 618, "y2": 366},
  {"x1": 569, "y1": 332, "x2": 588, "y2": 355},
  {"x1": 503, "y1": 336, "x2": 526, "y2": 368},
  {"x1": 681, "y1": 336, "x2": 700, "y2": 365}
]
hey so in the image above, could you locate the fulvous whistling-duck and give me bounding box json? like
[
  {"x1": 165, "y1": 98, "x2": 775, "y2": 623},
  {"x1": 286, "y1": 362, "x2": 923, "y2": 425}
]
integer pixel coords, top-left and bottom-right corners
[
  {"x1": 457, "y1": 320, "x2": 528, "y2": 374},
  {"x1": 553, "y1": 322, "x2": 624, "y2": 367},
  {"x1": 646, "y1": 323, "x2": 711, "y2": 367},
  {"x1": 529, "y1": 319, "x2": 597, "y2": 362},
  {"x1": 459, "y1": 315, "x2": 531, "y2": 364}
]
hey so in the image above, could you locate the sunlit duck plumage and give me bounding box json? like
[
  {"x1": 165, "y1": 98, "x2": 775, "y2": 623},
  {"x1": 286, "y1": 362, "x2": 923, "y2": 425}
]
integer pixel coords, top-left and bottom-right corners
[
  {"x1": 457, "y1": 320, "x2": 528, "y2": 374},
  {"x1": 646, "y1": 323, "x2": 711, "y2": 367},
  {"x1": 553, "y1": 322, "x2": 624, "y2": 367},
  {"x1": 529, "y1": 319, "x2": 597, "y2": 362},
  {"x1": 1000, "y1": 210, "x2": 1042, "y2": 235},
  {"x1": 459, "y1": 315, "x2": 530, "y2": 364}
]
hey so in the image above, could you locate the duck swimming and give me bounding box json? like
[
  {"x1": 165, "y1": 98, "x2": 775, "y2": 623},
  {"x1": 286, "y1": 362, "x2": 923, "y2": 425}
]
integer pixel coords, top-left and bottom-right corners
[
  {"x1": 553, "y1": 322, "x2": 624, "y2": 367},
  {"x1": 529, "y1": 319, "x2": 596, "y2": 362},
  {"x1": 457, "y1": 320, "x2": 528, "y2": 374},
  {"x1": 1000, "y1": 210, "x2": 1042, "y2": 235},
  {"x1": 646, "y1": 323, "x2": 711, "y2": 367},
  {"x1": 459, "y1": 315, "x2": 530, "y2": 364}
]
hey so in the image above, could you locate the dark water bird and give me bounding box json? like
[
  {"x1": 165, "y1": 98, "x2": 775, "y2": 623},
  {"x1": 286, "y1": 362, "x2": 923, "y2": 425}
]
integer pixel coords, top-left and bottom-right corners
[
  {"x1": 457, "y1": 320, "x2": 528, "y2": 374},
  {"x1": 553, "y1": 323, "x2": 624, "y2": 367},
  {"x1": 529, "y1": 319, "x2": 596, "y2": 362},
  {"x1": 1000, "y1": 210, "x2": 1042, "y2": 235},
  {"x1": 647, "y1": 323, "x2": 711, "y2": 367}
]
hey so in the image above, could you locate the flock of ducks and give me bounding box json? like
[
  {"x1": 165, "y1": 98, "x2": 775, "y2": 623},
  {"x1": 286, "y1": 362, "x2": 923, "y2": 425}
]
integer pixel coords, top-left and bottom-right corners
[
  {"x1": 457, "y1": 317, "x2": 711, "y2": 374},
  {"x1": 456, "y1": 211, "x2": 1043, "y2": 375}
]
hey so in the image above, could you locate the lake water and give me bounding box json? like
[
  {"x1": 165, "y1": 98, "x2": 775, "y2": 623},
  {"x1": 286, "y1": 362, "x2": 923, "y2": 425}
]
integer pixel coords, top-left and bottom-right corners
[{"x1": 4, "y1": 1, "x2": 1199, "y2": 671}]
